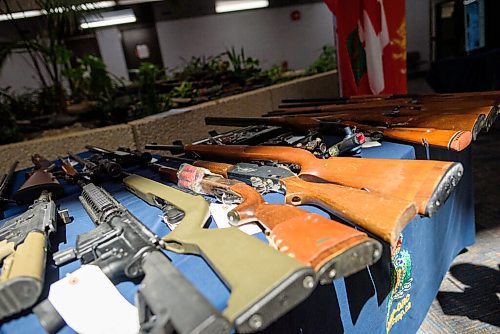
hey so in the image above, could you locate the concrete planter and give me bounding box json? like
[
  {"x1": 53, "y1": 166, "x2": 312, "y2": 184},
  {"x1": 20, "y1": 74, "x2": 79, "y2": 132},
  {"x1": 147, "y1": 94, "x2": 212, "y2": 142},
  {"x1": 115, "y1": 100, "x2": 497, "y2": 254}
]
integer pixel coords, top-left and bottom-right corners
[{"x1": 0, "y1": 71, "x2": 338, "y2": 173}]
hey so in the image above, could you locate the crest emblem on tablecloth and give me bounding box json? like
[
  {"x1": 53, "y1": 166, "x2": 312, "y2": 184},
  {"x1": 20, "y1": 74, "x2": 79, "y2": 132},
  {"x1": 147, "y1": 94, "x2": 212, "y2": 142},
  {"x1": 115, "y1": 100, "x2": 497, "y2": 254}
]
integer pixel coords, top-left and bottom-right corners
[{"x1": 386, "y1": 236, "x2": 413, "y2": 333}]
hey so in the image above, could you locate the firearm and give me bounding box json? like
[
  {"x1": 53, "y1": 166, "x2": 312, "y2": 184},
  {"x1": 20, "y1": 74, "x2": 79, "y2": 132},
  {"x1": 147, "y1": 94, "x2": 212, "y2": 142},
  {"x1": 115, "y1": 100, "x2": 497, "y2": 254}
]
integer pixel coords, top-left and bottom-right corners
[
  {"x1": 0, "y1": 191, "x2": 58, "y2": 320},
  {"x1": 148, "y1": 162, "x2": 382, "y2": 282},
  {"x1": 123, "y1": 174, "x2": 316, "y2": 332},
  {"x1": 68, "y1": 151, "x2": 122, "y2": 181},
  {"x1": 145, "y1": 144, "x2": 463, "y2": 217},
  {"x1": 156, "y1": 156, "x2": 416, "y2": 245},
  {"x1": 35, "y1": 178, "x2": 229, "y2": 334},
  {"x1": 0, "y1": 161, "x2": 18, "y2": 219},
  {"x1": 269, "y1": 100, "x2": 497, "y2": 137},
  {"x1": 205, "y1": 114, "x2": 474, "y2": 151},
  {"x1": 13, "y1": 154, "x2": 64, "y2": 203},
  {"x1": 85, "y1": 145, "x2": 153, "y2": 167}
]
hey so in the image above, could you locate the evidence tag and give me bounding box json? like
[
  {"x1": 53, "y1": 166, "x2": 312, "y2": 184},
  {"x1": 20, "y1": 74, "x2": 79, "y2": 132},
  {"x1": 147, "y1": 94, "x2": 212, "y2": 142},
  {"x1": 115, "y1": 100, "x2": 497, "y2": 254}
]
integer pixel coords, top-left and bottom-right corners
[{"x1": 48, "y1": 265, "x2": 140, "y2": 334}]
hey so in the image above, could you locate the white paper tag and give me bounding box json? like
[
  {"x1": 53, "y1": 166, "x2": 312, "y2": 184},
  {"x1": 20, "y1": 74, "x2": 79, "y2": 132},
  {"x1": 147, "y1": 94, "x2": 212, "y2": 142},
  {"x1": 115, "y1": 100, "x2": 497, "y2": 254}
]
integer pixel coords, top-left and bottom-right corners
[
  {"x1": 209, "y1": 203, "x2": 261, "y2": 235},
  {"x1": 361, "y1": 140, "x2": 382, "y2": 148},
  {"x1": 48, "y1": 265, "x2": 140, "y2": 334}
]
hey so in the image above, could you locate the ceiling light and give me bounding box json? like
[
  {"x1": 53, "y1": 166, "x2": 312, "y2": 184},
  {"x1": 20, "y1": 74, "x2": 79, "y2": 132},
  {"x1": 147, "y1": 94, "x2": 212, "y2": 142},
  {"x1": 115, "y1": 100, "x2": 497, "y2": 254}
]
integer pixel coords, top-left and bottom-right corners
[
  {"x1": 215, "y1": 0, "x2": 269, "y2": 13},
  {"x1": 81, "y1": 9, "x2": 136, "y2": 29},
  {"x1": 0, "y1": 1, "x2": 116, "y2": 22}
]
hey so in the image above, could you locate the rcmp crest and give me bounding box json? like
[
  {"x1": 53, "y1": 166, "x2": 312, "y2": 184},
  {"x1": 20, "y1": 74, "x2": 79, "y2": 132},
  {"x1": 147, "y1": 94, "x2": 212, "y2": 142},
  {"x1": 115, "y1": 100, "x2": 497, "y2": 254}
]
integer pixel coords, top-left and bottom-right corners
[{"x1": 386, "y1": 236, "x2": 413, "y2": 333}]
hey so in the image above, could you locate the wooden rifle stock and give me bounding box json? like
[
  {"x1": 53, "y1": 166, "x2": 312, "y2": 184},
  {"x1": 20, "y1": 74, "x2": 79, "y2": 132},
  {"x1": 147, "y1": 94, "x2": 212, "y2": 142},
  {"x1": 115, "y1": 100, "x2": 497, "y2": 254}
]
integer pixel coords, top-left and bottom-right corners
[
  {"x1": 205, "y1": 116, "x2": 473, "y2": 151},
  {"x1": 191, "y1": 160, "x2": 417, "y2": 245},
  {"x1": 182, "y1": 145, "x2": 463, "y2": 217},
  {"x1": 159, "y1": 164, "x2": 382, "y2": 283}
]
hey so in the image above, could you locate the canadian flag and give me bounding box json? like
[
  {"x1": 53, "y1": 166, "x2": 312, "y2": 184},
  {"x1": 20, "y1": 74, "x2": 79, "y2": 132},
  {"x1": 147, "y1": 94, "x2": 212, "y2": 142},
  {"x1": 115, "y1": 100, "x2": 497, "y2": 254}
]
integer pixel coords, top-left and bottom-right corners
[{"x1": 324, "y1": 0, "x2": 407, "y2": 97}]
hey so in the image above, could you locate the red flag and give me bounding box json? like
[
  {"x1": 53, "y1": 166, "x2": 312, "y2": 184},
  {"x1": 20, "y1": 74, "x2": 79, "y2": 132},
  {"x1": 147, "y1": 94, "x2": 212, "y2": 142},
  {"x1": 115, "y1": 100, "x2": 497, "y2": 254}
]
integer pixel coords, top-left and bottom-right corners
[{"x1": 325, "y1": 0, "x2": 407, "y2": 97}]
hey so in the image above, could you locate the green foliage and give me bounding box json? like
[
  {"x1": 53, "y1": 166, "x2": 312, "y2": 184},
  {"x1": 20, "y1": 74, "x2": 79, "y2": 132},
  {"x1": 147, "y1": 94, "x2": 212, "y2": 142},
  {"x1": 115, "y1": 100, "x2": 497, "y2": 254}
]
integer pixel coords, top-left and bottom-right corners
[
  {"x1": 0, "y1": 90, "x2": 20, "y2": 144},
  {"x1": 64, "y1": 54, "x2": 117, "y2": 101},
  {"x1": 170, "y1": 81, "x2": 198, "y2": 99},
  {"x1": 225, "y1": 47, "x2": 261, "y2": 78},
  {"x1": 307, "y1": 45, "x2": 337, "y2": 74},
  {"x1": 137, "y1": 62, "x2": 166, "y2": 116},
  {"x1": 177, "y1": 55, "x2": 223, "y2": 80}
]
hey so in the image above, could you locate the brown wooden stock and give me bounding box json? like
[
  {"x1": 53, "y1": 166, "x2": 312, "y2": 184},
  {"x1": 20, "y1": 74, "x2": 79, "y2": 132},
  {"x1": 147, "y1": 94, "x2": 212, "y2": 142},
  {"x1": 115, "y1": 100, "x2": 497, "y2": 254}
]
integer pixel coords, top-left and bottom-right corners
[
  {"x1": 281, "y1": 176, "x2": 417, "y2": 245},
  {"x1": 382, "y1": 128, "x2": 472, "y2": 151},
  {"x1": 183, "y1": 144, "x2": 456, "y2": 215},
  {"x1": 228, "y1": 182, "x2": 370, "y2": 272},
  {"x1": 192, "y1": 159, "x2": 417, "y2": 245},
  {"x1": 13, "y1": 169, "x2": 64, "y2": 203}
]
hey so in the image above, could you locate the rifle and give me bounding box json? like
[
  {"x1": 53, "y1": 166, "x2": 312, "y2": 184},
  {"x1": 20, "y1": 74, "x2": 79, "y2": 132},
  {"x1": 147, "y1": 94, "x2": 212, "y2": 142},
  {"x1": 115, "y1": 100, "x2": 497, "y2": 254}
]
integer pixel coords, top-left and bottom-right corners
[
  {"x1": 145, "y1": 144, "x2": 463, "y2": 217},
  {"x1": 149, "y1": 162, "x2": 382, "y2": 282},
  {"x1": 13, "y1": 154, "x2": 64, "y2": 203},
  {"x1": 85, "y1": 145, "x2": 153, "y2": 167},
  {"x1": 0, "y1": 161, "x2": 18, "y2": 219},
  {"x1": 123, "y1": 174, "x2": 316, "y2": 332},
  {"x1": 35, "y1": 169, "x2": 229, "y2": 334},
  {"x1": 158, "y1": 156, "x2": 416, "y2": 245},
  {"x1": 205, "y1": 116, "x2": 473, "y2": 151},
  {"x1": 0, "y1": 191, "x2": 59, "y2": 320},
  {"x1": 68, "y1": 151, "x2": 122, "y2": 181},
  {"x1": 269, "y1": 99, "x2": 498, "y2": 135}
]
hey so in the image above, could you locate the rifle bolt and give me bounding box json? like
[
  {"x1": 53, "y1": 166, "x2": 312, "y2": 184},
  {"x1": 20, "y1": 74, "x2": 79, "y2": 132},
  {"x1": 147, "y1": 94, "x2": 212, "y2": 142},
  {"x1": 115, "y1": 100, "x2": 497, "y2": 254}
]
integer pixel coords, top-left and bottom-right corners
[
  {"x1": 303, "y1": 275, "x2": 315, "y2": 289},
  {"x1": 227, "y1": 211, "x2": 240, "y2": 224},
  {"x1": 248, "y1": 314, "x2": 263, "y2": 329}
]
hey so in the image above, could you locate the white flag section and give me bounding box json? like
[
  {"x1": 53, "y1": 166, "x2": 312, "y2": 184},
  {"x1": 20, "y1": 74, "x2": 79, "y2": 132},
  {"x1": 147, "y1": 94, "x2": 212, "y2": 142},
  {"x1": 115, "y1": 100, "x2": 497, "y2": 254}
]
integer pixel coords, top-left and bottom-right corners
[
  {"x1": 358, "y1": 0, "x2": 390, "y2": 94},
  {"x1": 48, "y1": 265, "x2": 140, "y2": 334}
]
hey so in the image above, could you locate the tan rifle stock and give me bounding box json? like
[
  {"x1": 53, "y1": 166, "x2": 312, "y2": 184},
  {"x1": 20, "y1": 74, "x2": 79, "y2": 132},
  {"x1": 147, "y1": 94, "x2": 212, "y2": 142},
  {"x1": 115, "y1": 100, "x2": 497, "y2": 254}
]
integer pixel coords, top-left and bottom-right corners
[
  {"x1": 154, "y1": 165, "x2": 382, "y2": 282},
  {"x1": 181, "y1": 144, "x2": 463, "y2": 217},
  {"x1": 191, "y1": 160, "x2": 417, "y2": 245},
  {"x1": 123, "y1": 175, "x2": 316, "y2": 333}
]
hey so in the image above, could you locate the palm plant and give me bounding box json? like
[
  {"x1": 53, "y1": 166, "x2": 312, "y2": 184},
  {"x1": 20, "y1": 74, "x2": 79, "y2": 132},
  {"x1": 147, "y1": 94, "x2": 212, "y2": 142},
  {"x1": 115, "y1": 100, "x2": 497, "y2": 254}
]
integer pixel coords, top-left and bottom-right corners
[{"x1": 0, "y1": 0, "x2": 88, "y2": 114}]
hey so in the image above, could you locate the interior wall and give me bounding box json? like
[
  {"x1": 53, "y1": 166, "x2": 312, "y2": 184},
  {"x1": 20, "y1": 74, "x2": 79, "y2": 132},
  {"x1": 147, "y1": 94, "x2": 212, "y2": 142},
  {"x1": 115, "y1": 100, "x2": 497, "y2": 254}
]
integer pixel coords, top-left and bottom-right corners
[
  {"x1": 95, "y1": 27, "x2": 130, "y2": 82},
  {"x1": 0, "y1": 52, "x2": 49, "y2": 93},
  {"x1": 155, "y1": 3, "x2": 335, "y2": 71},
  {"x1": 406, "y1": 0, "x2": 431, "y2": 70}
]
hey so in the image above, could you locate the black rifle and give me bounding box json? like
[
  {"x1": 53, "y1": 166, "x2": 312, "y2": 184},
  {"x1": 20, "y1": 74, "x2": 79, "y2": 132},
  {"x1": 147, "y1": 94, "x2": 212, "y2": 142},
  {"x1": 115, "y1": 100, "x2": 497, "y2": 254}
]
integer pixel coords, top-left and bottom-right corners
[
  {"x1": 34, "y1": 180, "x2": 229, "y2": 334},
  {"x1": 0, "y1": 161, "x2": 18, "y2": 218},
  {"x1": 68, "y1": 151, "x2": 122, "y2": 181},
  {"x1": 85, "y1": 145, "x2": 152, "y2": 167}
]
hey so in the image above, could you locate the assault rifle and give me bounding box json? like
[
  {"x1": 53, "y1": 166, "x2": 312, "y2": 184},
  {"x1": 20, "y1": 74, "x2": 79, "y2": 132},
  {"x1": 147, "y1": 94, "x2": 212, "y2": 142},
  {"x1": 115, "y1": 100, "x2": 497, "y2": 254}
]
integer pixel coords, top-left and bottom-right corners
[
  {"x1": 123, "y1": 174, "x2": 317, "y2": 332},
  {"x1": 145, "y1": 144, "x2": 463, "y2": 217},
  {"x1": 35, "y1": 165, "x2": 229, "y2": 334},
  {"x1": 204, "y1": 116, "x2": 473, "y2": 151},
  {"x1": 0, "y1": 161, "x2": 18, "y2": 219},
  {"x1": 157, "y1": 155, "x2": 416, "y2": 245},
  {"x1": 0, "y1": 191, "x2": 61, "y2": 320}
]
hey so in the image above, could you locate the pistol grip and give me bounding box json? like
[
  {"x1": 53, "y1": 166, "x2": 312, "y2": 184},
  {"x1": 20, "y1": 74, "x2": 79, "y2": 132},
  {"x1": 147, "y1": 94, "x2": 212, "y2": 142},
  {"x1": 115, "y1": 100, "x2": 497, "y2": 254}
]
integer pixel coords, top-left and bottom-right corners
[{"x1": 0, "y1": 232, "x2": 46, "y2": 319}]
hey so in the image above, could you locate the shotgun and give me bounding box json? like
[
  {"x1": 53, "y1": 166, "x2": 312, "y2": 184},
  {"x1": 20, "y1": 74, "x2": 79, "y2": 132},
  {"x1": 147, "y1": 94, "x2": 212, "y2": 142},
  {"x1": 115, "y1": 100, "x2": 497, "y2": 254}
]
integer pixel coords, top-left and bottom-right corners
[
  {"x1": 204, "y1": 116, "x2": 472, "y2": 151},
  {"x1": 145, "y1": 144, "x2": 463, "y2": 217},
  {"x1": 85, "y1": 145, "x2": 152, "y2": 167},
  {"x1": 158, "y1": 156, "x2": 417, "y2": 245},
  {"x1": 123, "y1": 174, "x2": 317, "y2": 332}
]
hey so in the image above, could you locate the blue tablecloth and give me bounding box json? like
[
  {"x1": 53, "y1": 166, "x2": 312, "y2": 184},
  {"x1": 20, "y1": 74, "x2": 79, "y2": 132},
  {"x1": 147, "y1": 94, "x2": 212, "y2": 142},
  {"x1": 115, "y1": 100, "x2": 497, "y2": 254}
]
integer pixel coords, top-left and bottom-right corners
[{"x1": 0, "y1": 141, "x2": 475, "y2": 334}]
